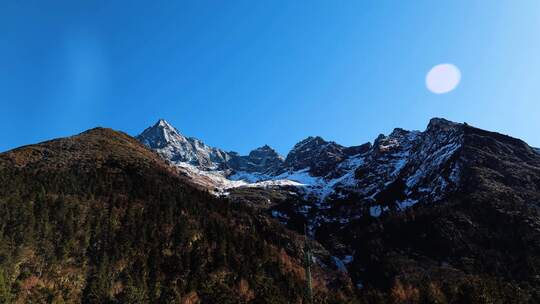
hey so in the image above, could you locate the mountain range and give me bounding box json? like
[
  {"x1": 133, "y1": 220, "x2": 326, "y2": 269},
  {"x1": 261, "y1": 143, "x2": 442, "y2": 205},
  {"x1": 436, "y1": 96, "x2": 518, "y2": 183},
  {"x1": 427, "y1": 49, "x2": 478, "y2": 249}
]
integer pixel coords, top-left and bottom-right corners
[
  {"x1": 136, "y1": 117, "x2": 540, "y2": 302},
  {"x1": 136, "y1": 118, "x2": 473, "y2": 214},
  {"x1": 0, "y1": 118, "x2": 539, "y2": 303}
]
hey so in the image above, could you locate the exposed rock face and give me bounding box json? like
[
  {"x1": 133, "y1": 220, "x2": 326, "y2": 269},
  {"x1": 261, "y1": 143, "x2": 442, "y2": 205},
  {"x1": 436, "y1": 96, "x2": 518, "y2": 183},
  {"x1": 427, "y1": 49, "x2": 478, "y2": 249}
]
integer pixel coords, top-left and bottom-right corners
[
  {"x1": 136, "y1": 118, "x2": 467, "y2": 205},
  {"x1": 343, "y1": 123, "x2": 540, "y2": 299},
  {"x1": 136, "y1": 119, "x2": 233, "y2": 170},
  {"x1": 227, "y1": 145, "x2": 284, "y2": 174},
  {"x1": 349, "y1": 117, "x2": 465, "y2": 208},
  {"x1": 267, "y1": 118, "x2": 467, "y2": 240},
  {"x1": 280, "y1": 136, "x2": 349, "y2": 176},
  {"x1": 137, "y1": 119, "x2": 284, "y2": 175}
]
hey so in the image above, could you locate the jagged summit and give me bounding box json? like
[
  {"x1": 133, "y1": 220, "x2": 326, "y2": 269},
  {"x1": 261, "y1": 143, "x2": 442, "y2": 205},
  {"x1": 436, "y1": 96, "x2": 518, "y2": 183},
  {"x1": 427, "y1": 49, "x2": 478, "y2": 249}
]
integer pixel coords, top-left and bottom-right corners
[
  {"x1": 155, "y1": 118, "x2": 173, "y2": 129},
  {"x1": 156, "y1": 118, "x2": 170, "y2": 126},
  {"x1": 136, "y1": 117, "x2": 468, "y2": 183},
  {"x1": 292, "y1": 136, "x2": 326, "y2": 147},
  {"x1": 136, "y1": 119, "x2": 232, "y2": 169},
  {"x1": 281, "y1": 136, "x2": 346, "y2": 176},
  {"x1": 136, "y1": 117, "x2": 539, "y2": 212},
  {"x1": 137, "y1": 119, "x2": 182, "y2": 149},
  {"x1": 249, "y1": 144, "x2": 282, "y2": 157},
  {"x1": 426, "y1": 117, "x2": 462, "y2": 132},
  {"x1": 137, "y1": 119, "x2": 284, "y2": 174},
  {"x1": 227, "y1": 144, "x2": 285, "y2": 175},
  {"x1": 251, "y1": 144, "x2": 280, "y2": 153}
]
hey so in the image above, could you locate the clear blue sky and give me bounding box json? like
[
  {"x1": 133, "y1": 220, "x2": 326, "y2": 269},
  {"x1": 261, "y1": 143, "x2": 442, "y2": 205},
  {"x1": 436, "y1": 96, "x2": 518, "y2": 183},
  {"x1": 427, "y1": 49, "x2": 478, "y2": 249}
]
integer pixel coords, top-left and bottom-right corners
[{"x1": 1, "y1": 1, "x2": 539, "y2": 155}]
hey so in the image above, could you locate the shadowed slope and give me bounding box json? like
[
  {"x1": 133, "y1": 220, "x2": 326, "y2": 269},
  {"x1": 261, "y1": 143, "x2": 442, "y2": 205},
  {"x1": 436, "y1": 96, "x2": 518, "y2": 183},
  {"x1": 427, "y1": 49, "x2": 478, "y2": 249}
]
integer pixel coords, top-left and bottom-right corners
[{"x1": 0, "y1": 128, "x2": 354, "y2": 303}]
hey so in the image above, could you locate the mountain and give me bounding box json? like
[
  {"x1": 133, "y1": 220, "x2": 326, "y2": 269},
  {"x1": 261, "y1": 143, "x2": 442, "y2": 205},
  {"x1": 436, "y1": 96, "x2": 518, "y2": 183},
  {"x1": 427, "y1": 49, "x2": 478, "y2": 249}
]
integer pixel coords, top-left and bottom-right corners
[
  {"x1": 137, "y1": 120, "x2": 284, "y2": 178},
  {"x1": 136, "y1": 119, "x2": 234, "y2": 170},
  {"x1": 138, "y1": 117, "x2": 540, "y2": 302},
  {"x1": 0, "y1": 128, "x2": 354, "y2": 303},
  {"x1": 228, "y1": 145, "x2": 284, "y2": 175},
  {"x1": 135, "y1": 118, "x2": 463, "y2": 204},
  {"x1": 279, "y1": 136, "x2": 349, "y2": 176},
  {"x1": 2, "y1": 118, "x2": 540, "y2": 303},
  {"x1": 267, "y1": 118, "x2": 540, "y2": 302}
]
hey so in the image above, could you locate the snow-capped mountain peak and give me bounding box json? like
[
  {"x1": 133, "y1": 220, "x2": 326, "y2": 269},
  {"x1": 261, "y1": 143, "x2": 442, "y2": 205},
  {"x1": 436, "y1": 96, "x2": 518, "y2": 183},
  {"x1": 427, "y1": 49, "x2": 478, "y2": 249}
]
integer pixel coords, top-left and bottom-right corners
[
  {"x1": 137, "y1": 119, "x2": 184, "y2": 149},
  {"x1": 137, "y1": 119, "x2": 286, "y2": 176},
  {"x1": 157, "y1": 118, "x2": 174, "y2": 129},
  {"x1": 136, "y1": 118, "x2": 471, "y2": 213},
  {"x1": 136, "y1": 119, "x2": 233, "y2": 170}
]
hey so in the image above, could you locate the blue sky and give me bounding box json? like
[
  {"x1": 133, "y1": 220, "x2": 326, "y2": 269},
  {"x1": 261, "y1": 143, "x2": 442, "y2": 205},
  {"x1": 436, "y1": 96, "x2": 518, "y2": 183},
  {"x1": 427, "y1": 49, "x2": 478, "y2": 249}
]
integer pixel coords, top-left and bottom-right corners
[{"x1": 1, "y1": 1, "x2": 539, "y2": 155}]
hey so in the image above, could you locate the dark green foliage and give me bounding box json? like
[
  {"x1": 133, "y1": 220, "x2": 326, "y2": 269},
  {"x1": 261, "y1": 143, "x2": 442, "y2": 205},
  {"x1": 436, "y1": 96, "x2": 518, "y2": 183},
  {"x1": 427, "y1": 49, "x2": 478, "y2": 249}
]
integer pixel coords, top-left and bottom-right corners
[{"x1": 0, "y1": 128, "x2": 353, "y2": 303}]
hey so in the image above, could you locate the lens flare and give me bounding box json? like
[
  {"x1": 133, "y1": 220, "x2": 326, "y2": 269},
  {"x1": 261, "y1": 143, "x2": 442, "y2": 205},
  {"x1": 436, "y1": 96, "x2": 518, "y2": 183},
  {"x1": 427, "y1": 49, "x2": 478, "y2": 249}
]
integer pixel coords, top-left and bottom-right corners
[{"x1": 426, "y1": 63, "x2": 461, "y2": 94}]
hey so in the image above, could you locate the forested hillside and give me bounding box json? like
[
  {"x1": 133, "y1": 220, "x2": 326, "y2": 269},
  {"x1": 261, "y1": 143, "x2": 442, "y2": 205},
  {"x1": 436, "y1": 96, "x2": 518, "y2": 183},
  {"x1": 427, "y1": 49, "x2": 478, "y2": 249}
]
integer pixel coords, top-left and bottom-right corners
[
  {"x1": 2, "y1": 125, "x2": 540, "y2": 303},
  {"x1": 0, "y1": 128, "x2": 353, "y2": 303}
]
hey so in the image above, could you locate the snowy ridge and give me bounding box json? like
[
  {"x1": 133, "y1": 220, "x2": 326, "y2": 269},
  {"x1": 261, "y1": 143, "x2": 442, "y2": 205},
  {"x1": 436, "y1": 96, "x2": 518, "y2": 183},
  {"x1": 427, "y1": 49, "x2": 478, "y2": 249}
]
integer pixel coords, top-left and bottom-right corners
[
  {"x1": 330, "y1": 118, "x2": 464, "y2": 214},
  {"x1": 137, "y1": 118, "x2": 466, "y2": 217},
  {"x1": 275, "y1": 118, "x2": 466, "y2": 240},
  {"x1": 174, "y1": 163, "x2": 303, "y2": 195}
]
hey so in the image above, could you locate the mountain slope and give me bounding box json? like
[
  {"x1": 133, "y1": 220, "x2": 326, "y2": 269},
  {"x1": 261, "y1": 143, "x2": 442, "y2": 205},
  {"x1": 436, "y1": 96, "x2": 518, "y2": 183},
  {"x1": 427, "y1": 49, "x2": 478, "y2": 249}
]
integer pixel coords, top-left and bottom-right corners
[
  {"x1": 160, "y1": 117, "x2": 540, "y2": 302},
  {"x1": 7, "y1": 118, "x2": 538, "y2": 302},
  {"x1": 320, "y1": 121, "x2": 540, "y2": 302},
  {"x1": 0, "y1": 128, "x2": 354, "y2": 303}
]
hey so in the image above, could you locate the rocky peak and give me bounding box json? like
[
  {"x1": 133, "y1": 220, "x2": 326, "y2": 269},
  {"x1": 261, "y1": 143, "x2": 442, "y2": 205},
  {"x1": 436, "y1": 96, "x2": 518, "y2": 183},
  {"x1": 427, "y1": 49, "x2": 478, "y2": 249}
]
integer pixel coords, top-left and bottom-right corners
[
  {"x1": 292, "y1": 136, "x2": 325, "y2": 148},
  {"x1": 156, "y1": 118, "x2": 172, "y2": 128},
  {"x1": 249, "y1": 145, "x2": 282, "y2": 159},
  {"x1": 372, "y1": 128, "x2": 419, "y2": 154},
  {"x1": 426, "y1": 117, "x2": 462, "y2": 133},
  {"x1": 137, "y1": 119, "x2": 186, "y2": 149},
  {"x1": 135, "y1": 118, "x2": 485, "y2": 203},
  {"x1": 287, "y1": 136, "x2": 342, "y2": 157},
  {"x1": 282, "y1": 136, "x2": 347, "y2": 176},
  {"x1": 248, "y1": 145, "x2": 284, "y2": 166},
  {"x1": 136, "y1": 120, "x2": 286, "y2": 175},
  {"x1": 136, "y1": 119, "x2": 233, "y2": 170},
  {"x1": 343, "y1": 142, "x2": 372, "y2": 156},
  {"x1": 228, "y1": 145, "x2": 285, "y2": 174}
]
